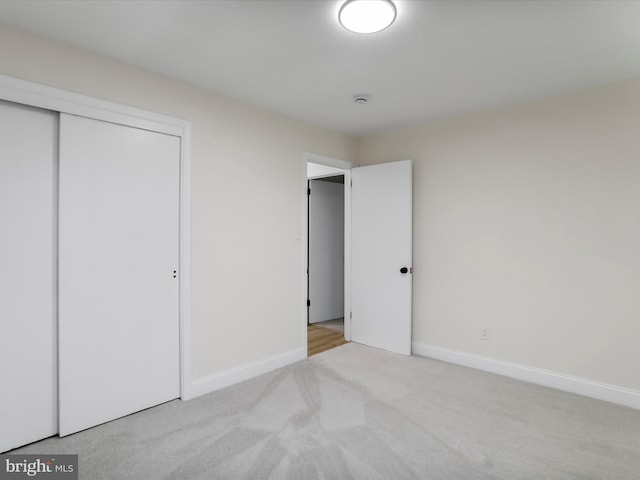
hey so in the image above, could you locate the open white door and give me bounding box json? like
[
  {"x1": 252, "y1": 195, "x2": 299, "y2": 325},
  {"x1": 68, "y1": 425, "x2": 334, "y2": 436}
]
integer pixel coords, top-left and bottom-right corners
[{"x1": 351, "y1": 160, "x2": 412, "y2": 355}]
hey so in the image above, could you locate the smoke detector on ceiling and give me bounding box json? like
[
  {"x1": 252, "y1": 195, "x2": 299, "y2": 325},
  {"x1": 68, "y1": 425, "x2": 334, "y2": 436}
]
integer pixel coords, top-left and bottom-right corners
[{"x1": 353, "y1": 94, "x2": 370, "y2": 104}]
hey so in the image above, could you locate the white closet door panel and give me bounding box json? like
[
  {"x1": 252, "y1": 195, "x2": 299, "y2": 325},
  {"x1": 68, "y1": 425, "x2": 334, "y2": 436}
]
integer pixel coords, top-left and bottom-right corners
[
  {"x1": 0, "y1": 101, "x2": 57, "y2": 452},
  {"x1": 59, "y1": 114, "x2": 180, "y2": 436}
]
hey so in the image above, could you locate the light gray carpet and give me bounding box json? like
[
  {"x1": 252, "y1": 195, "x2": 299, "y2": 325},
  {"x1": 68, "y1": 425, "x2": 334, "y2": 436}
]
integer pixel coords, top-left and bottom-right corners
[{"x1": 13, "y1": 343, "x2": 640, "y2": 479}]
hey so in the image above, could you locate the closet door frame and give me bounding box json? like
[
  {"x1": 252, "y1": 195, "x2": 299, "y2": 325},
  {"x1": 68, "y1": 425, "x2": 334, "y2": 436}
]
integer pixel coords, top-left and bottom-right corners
[{"x1": 0, "y1": 73, "x2": 194, "y2": 400}]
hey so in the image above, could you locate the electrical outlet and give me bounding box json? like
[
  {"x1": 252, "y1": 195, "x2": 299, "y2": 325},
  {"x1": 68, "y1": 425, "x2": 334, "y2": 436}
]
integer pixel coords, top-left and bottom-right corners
[{"x1": 481, "y1": 326, "x2": 491, "y2": 341}]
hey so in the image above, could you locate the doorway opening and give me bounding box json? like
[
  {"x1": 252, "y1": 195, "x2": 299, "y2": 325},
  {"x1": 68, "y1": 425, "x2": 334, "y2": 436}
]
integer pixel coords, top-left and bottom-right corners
[
  {"x1": 303, "y1": 154, "x2": 354, "y2": 356},
  {"x1": 308, "y1": 174, "x2": 345, "y2": 355}
]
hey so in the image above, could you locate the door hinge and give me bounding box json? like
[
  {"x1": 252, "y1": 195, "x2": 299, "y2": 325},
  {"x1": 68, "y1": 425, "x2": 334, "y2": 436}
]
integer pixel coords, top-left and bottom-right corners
[
  {"x1": 307, "y1": 187, "x2": 311, "y2": 195},
  {"x1": 307, "y1": 299, "x2": 311, "y2": 307},
  {"x1": 350, "y1": 311, "x2": 352, "y2": 319}
]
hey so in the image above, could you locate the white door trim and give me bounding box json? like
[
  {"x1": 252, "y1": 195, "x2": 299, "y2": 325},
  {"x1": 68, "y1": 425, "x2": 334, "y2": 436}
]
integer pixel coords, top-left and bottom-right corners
[
  {"x1": 303, "y1": 153, "x2": 355, "y2": 348},
  {"x1": 0, "y1": 74, "x2": 193, "y2": 400}
]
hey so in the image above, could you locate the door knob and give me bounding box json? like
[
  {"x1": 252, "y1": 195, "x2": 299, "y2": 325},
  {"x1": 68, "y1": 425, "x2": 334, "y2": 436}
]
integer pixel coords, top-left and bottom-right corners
[{"x1": 400, "y1": 267, "x2": 409, "y2": 274}]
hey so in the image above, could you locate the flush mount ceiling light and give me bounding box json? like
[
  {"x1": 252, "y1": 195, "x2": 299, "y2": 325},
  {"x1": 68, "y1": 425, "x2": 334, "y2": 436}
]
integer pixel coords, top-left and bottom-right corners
[{"x1": 339, "y1": 0, "x2": 397, "y2": 34}]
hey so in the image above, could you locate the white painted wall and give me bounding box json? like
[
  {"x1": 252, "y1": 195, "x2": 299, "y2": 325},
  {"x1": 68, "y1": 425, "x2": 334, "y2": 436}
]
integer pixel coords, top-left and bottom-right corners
[
  {"x1": 308, "y1": 179, "x2": 344, "y2": 323},
  {"x1": 0, "y1": 22, "x2": 356, "y2": 382},
  {"x1": 358, "y1": 78, "x2": 640, "y2": 392}
]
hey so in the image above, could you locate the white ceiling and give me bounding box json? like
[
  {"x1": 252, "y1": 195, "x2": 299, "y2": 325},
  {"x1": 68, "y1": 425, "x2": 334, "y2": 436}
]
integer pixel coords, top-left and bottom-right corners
[{"x1": 1, "y1": 0, "x2": 640, "y2": 136}]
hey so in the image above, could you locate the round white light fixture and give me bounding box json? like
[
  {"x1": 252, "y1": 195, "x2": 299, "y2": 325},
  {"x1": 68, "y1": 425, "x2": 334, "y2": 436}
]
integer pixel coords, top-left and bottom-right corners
[{"x1": 339, "y1": 0, "x2": 397, "y2": 34}]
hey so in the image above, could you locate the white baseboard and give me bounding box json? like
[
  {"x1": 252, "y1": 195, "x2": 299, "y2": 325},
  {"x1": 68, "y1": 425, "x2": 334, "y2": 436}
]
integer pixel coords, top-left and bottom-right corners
[
  {"x1": 185, "y1": 347, "x2": 306, "y2": 400},
  {"x1": 412, "y1": 343, "x2": 640, "y2": 411}
]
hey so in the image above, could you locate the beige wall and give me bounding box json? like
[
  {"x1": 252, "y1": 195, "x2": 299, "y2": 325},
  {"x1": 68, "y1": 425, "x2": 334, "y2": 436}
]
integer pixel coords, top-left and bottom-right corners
[
  {"x1": 358, "y1": 78, "x2": 640, "y2": 391},
  {"x1": 0, "y1": 22, "x2": 357, "y2": 379}
]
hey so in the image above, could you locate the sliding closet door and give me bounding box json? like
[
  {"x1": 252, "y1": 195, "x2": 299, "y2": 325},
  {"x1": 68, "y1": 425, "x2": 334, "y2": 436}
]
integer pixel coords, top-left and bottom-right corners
[
  {"x1": 0, "y1": 101, "x2": 58, "y2": 452},
  {"x1": 58, "y1": 114, "x2": 180, "y2": 436}
]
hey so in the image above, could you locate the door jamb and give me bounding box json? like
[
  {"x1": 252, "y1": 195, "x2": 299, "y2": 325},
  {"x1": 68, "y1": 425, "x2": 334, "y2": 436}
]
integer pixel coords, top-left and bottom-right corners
[{"x1": 302, "y1": 153, "x2": 356, "y2": 353}]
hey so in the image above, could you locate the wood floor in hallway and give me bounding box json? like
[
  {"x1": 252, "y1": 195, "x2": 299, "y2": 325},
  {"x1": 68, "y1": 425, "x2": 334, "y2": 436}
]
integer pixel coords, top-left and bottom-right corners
[{"x1": 307, "y1": 324, "x2": 348, "y2": 356}]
